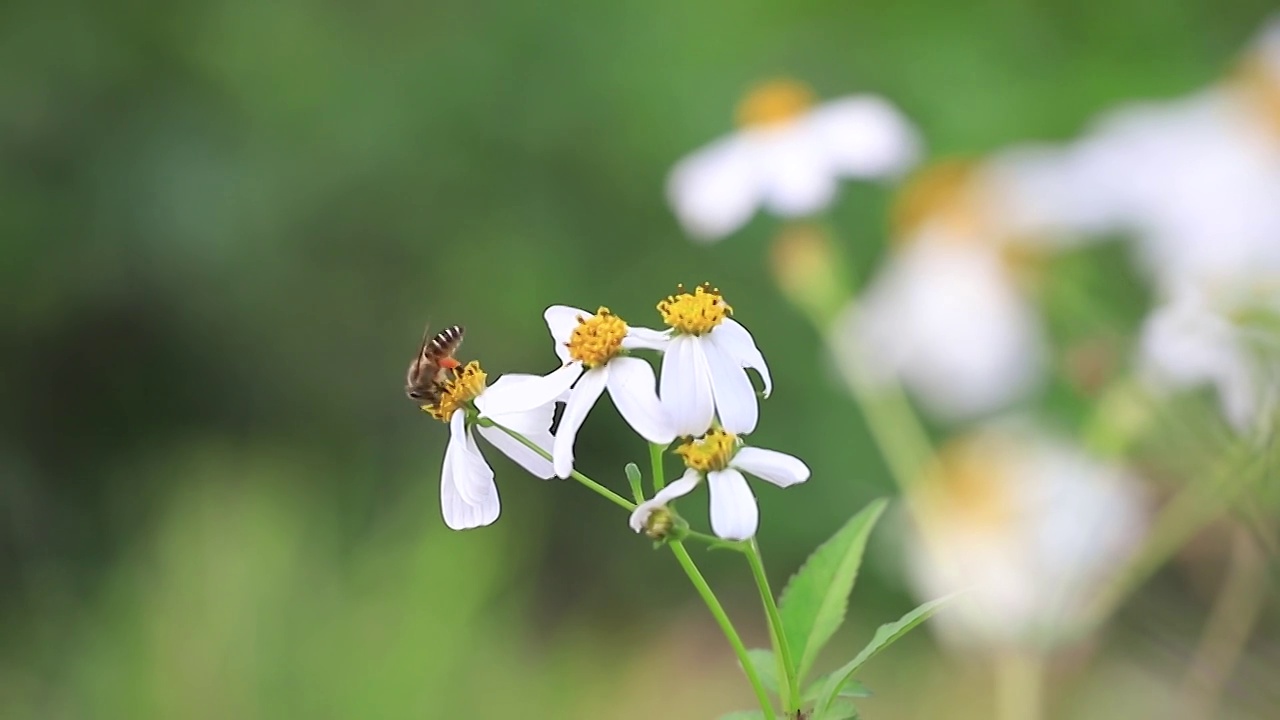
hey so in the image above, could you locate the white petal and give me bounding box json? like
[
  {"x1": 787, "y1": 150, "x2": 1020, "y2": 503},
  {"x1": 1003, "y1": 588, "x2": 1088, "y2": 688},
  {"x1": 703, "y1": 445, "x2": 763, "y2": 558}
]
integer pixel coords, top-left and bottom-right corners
[
  {"x1": 552, "y1": 366, "x2": 609, "y2": 478},
  {"x1": 707, "y1": 468, "x2": 759, "y2": 541},
  {"x1": 731, "y1": 447, "x2": 810, "y2": 488},
  {"x1": 660, "y1": 335, "x2": 716, "y2": 437},
  {"x1": 710, "y1": 318, "x2": 772, "y2": 397},
  {"x1": 622, "y1": 326, "x2": 674, "y2": 353},
  {"x1": 803, "y1": 96, "x2": 921, "y2": 178},
  {"x1": 700, "y1": 336, "x2": 759, "y2": 435},
  {"x1": 476, "y1": 423, "x2": 555, "y2": 479},
  {"x1": 754, "y1": 130, "x2": 837, "y2": 217},
  {"x1": 544, "y1": 305, "x2": 594, "y2": 362},
  {"x1": 477, "y1": 364, "x2": 581, "y2": 417},
  {"x1": 605, "y1": 356, "x2": 675, "y2": 444},
  {"x1": 450, "y1": 413, "x2": 497, "y2": 505},
  {"x1": 440, "y1": 416, "x2": 499, "y2": 529},
  {"x1": 667, "y1": 134, "x2": 763, "y2": 241},
  {"x1": 628, "y1": 469, "x2": 701, "y2": 532}
]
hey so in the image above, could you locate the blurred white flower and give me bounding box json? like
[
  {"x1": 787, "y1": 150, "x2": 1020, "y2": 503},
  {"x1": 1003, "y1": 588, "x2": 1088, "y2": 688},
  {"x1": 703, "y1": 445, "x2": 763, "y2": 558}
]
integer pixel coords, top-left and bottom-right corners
[
  {"x1": 903, "y1": 424, "x2": 1147, "y2": 650},
  {"x1": 833, "y1": 163, "x2": 1047, "y2": 421},
  {"x1": 1139, "y1": 278, "x2": 1280, "y2": 436},
  {"x1": 482, "y1": 306, "x2": 673, "y2": 479},
  {"x1": 654, "y1": 283, "x2": 772, "y2": 437},
  {"x1": 667, "y1": 79, "x2": 921, "y2": 241},
  {"x1": 424, "y1": 364, "x2": 557, "y2": 530},
  {"x1": 629, "y1": 429, "x2": 809, "y2": 540},
  {"x1": 983, "y1": 19, "x2": 1280, "y2": 293}
]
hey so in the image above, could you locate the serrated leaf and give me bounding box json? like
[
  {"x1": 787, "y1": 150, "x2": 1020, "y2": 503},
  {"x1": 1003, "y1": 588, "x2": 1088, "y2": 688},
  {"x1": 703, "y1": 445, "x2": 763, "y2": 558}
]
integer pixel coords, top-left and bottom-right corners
[
  {"x1": 812, "y1": 595, "x2": 951, "y2": 717},
  {"x1": 745, "y1": 648, "x2": 778, "y2": 694},
  {"x1": 779, "y1": 499, "x2": 888, "y2": 682}
]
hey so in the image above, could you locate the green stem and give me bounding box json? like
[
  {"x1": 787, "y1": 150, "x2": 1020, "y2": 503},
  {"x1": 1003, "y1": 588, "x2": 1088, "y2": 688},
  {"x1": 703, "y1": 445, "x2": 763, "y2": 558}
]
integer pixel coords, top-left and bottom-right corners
[
  {"x1": 649, "y1": 442, "x2": 667, "y2": 491},
  {"x1": 1085, "y1": 441, "x2": 1266, "y2": 626},
  {"x1": 489, "y1": 421, "x2": 635, "y2": 511},
  {"x1": 994, "y1": 649, "x2": 1045, "y2": 720},
  {"x1": 747, "y1": 539, "x2": 799, "y2": 713},
  {"x1": 669, "y1": 540, "x2": 775, "y2": 718},
  {"x1": 818, "y1": 322, "x2": 932, "y2": 491}
]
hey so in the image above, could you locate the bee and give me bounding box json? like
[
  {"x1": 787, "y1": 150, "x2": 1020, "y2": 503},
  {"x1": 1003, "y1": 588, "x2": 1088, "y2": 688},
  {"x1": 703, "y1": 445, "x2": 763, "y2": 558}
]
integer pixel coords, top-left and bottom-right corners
[{"x1": 405, "y1": 324, "x2": 465, "y2": 405}]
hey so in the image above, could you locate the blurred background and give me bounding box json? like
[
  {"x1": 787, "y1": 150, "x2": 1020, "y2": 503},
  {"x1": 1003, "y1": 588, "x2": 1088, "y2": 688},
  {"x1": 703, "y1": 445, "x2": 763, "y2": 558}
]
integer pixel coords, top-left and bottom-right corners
[{"x1": 2, "y1": 1, "x2": 1278, "y2": 718}]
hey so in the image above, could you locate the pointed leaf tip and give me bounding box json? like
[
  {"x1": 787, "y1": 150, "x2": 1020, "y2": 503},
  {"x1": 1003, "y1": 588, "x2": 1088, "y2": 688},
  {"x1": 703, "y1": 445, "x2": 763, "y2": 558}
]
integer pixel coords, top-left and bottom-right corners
[{"x1": 779, "y1": 499, "x2": 889, "y2": 683}]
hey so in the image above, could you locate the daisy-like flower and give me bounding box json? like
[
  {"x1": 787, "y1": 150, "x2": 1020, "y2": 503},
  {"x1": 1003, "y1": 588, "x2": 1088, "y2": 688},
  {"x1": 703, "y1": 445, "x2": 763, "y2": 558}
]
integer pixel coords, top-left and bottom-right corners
[
  {"x1": 482, "y1": 306, "x2": 674, "y2": 479},
  {"x1": 420, "y1": 362, "x2": 557, "y2": 530},
  {"x1": 980, "y1": 19, "x2": 1280, "y2": 294},
  {"x1": 655, "y1": 283, "x2": 772, "y2": 437},
  {"x1": 833, "y1": 162, "x2": 1047, "y2": 421},
  {"x1": 903, "y1": 424, "x2": 1146, "y2": 650},
  {"x1": 629, "y1": 429, "x2": 809, "y2": 541},
  {"x1": 1139, "y1": 277, "x2": 1280, "y2": 437},
  {"x1": 667, "y1": 78, "x2": 921, "y2": 241}
]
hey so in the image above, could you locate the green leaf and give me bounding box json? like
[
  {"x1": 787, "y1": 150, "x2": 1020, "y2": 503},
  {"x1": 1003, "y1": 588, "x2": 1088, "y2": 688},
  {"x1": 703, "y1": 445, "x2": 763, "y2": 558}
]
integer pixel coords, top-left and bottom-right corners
[
  {"x1": 818, "y1": 698, "x2": 861, "y2": 720},
  {"x1": 779, "y1": 499, "x2": 888, "y2": 682},
  {"x1": 803, "y1": 678, "x2": 871, "y2": 702},
  {"x1": 745, "y1": 648, "x2": 778, "y2": 695},
  {"x1": 812, "y1": 595, "x2": 951, "y2": 717}
]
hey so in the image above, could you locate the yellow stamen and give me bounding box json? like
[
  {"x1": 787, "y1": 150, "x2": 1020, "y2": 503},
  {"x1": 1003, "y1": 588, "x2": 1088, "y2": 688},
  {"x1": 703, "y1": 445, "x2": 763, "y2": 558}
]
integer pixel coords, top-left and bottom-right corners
[
  {"x1": 675, "y1": 429, "x2": 739, "y2": 473},
  {"x1": 566, "y1": 307, "x2": 629, "y2": 369},
  {"x1": 735, "y1": 79, "x2": 817, "y2": 129},
  {"x1": 422, "y1": 361, "x2": 486, "y2": 422},
  {"x1": 658, "y1": 282, "x2": 732, "y2": 336}
]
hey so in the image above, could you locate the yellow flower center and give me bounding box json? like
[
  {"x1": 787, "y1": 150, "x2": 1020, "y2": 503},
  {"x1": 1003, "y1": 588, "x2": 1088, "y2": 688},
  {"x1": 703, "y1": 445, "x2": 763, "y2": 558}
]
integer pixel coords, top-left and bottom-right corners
[
  {"x1": 911, "y1": 433, "x2": 1016, "y2": 532},
  {"x1": 422, "y1": 361, "x2": 486, "y2": 422},
  {"x1": 658, "y1": 282, "x2": 732, "y2": 335},
  {"x1": 735, "y1": 79, "x2": 817, "y2": 129},
  {"x1": 891, "y1": 159, "x2": 985, "y2": 241},
  {"x1": 675, "y1": 428, "x2": 739, "y2": 473},
  {"x1": 566, "y1": 307, "x2": 629, "y2": 368},
  {"x1": 1230, "y1": 55, "x2": 1280, "y2": 143}
]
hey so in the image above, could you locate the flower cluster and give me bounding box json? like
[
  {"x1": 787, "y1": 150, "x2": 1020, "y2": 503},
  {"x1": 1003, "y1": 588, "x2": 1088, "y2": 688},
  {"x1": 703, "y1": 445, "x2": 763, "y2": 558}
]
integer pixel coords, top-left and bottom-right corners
[{"x1": 414, "y1": 283, "x2": 809, "y2": 540}]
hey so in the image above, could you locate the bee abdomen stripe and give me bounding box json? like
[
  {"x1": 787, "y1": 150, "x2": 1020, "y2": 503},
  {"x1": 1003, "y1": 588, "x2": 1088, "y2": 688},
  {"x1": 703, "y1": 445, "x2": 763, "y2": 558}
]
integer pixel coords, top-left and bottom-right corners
[{"x1": 428, "y1": 325, "x2": 464, "y2": 353}]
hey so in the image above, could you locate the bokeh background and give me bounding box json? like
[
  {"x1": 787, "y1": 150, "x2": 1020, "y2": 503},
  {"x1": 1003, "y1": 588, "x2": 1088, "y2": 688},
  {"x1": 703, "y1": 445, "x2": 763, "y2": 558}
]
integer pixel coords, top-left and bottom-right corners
[{"x1": 3, "y1": 1, "x2": 1278, "y2": 718}]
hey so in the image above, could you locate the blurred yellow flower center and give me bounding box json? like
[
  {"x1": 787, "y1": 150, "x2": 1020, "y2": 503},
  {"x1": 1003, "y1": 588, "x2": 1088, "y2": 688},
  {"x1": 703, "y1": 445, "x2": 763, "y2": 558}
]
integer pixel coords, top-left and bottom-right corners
[
  {"x1": 911, "y1": 434, "x2": 1015, "y2": 532},
  {"x1": 1230, "y1": 55, "x2": 1280, "y2": 140},
  {"x1": 736, "y1": 79, "x2": 816, "y2": 129},
  {"x1": 658, "y1": 283, "x2": 732, "y2": 335},
  {"x1": 423, "y1": 361, "x2": 486, "y2": 422},
  {"x1": 676, "y1": 428, "x2": 738, "y2": 472},
  {"x1": 891, "y1": 159, "x2": 983, "y2": 240},
  {"x1": 567, "y1": 307, "x2": 628, "y2": 368}
]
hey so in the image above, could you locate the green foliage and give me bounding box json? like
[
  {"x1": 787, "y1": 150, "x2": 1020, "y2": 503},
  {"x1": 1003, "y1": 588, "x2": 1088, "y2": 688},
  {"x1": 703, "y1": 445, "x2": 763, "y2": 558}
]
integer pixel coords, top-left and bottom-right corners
[
  {"x1": 746, "y1": 648, "x2": 780, "y2": 694},
  {"x1": 809, "y1": 596, "x2": 952, "y2": 719},
  {"x1": 779, "y1": 499, "x2": 889, "y2": 682}
]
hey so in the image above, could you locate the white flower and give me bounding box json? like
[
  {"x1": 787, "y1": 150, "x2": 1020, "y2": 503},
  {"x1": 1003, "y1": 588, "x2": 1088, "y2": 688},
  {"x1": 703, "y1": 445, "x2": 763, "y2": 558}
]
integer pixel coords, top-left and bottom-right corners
[
  {"x1": 628, "y1": 429, "x2": 809, "y2": 540},
  {"x1": 667, "y1": 79, "x2": 920, "y2": 241},
  {"x1": 481, "y1": 306, "x2": 674, "y2": 479},
  {"x1": 981, "y1": 21, "x2": 1280, "y2": 293},
  {"x1": 903, "y1": 424, "x2": 1147, "y2": 650},
  {"x1": 834, "y1": 225, "x2": 1045, "y2": 422},
  {"x1": 425, "y1": 365, "x2": 557, "y2": 530},
  {"x1": 1139, "y1": 278, "x2": 1280, "y2": 436},
  {"x1": 653, "y1": 284, "x2": 772, "y2": 437}
]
